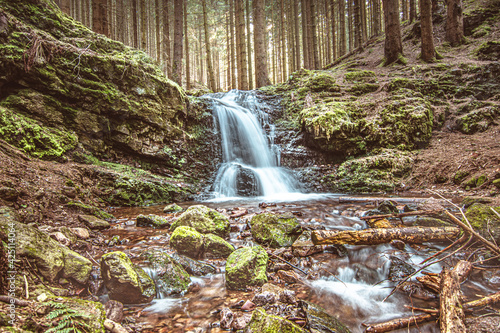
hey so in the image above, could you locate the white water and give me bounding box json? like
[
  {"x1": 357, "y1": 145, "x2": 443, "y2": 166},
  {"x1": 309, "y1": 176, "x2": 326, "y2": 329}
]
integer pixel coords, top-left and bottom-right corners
[{"x1": 206, "y1": 90, "x2": 302, "y2": 200}]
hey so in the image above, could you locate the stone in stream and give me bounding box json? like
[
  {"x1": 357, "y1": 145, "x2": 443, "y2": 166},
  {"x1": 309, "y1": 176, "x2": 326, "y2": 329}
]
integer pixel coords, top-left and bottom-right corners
[
  {"x1": 101, "y1": 251, "x2": 155, "y2": 304},
  {"x1": 250, "y1": 212, "x2": 303, "y2": 248},
  {"x1": 0, "y1": 207, "x2": 92, "y2": 285},
  {"x1": 136, "y1": 214, "x2": 170, "y2": 228},
  {"x1": 300, "y1": 301, "x2": 352, "y2": 333},
  {"x1": 78, "y1": 214, "x2": 110, "y2": 230},
  {"x1": 292, "y1": 230, "x2": 325, "y2": 257},
  {"x1": 170, "y1": 205, "x2": 230, "y2": 238},
  {"x1": 244, "y1": 307, "x2": 307, "y2": 333},
  {"x1": 225, "y1": 246, "x2": 268, "y2": 290},
  {"x1": 163, "y1": 203, "x2": 184, "y2": 213},
  {"x1": 388, "y1": 256, "x2": 416, "y2": 282},
  {"x1": 170, "y1": 225, "x2": 235, "y2": 259},
  {"x1": 170, "y1": 253, "x2": 216, "y2": 276},
  {"x1": 142, "y1": 250, "x2": 191, "y2": 296}
]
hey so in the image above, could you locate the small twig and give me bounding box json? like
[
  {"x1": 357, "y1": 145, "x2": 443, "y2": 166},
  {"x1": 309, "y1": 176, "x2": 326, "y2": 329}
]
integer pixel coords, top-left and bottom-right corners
[
  {"x1": 420, "y1": 233, "x2": 468, "y2": 265},
  {"x1": 404, "y1": 305, "x2": 439, "y2": 314},
  {"x1": 490, "y1": 207, "x2": 500, "y2": 219},
  {"x1": 86, "y1": 251, "x2": 100, "y2": 266},
  {"x1": 268, "y1": 253, "x2": 308, "y2": 275},
  {"x1": 0, "y1": 295, "x2": 31, "y2": 307},
  {"x1": 23, "y1": 275, "x2": 29, "y2": 300},
  {"x1": 320, "y1": 268, "x2": 347, "y2": 288}
]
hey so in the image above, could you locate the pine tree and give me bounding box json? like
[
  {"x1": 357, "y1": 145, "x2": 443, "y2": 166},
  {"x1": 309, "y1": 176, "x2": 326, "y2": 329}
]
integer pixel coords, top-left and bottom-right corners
[
  {"x1": 382, "y1": 0, "x2": 403, "y2": 65},
  {"x1": 253, "y1": 0, "x2": 271, "y2": 87}
]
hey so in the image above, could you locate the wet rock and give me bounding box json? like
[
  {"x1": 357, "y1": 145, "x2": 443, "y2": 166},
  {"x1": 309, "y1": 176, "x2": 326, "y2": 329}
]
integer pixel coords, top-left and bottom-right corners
[
  {"x1": 465, "y1": 204, "x2": 500, "y2": 244},
  {"x1": 398, "y1": 282, "x2": 437, "y2": 300},
  {"x1": 390, "y1": 239, "x2": 406, "y2": 250},
  {"x1": 170, "y1": 205, "x2": 230, "y2": 238},
  {"x1": 170, "y1": 253, "x2": 216, "y2": 276},
  {"x1": 136, "y1": 214, "x2": 170, "y2": 228},
  {"x1": 465, "y1": 314, "x2": 500, "y2": 332},
  {"x1": 250, "y1": 212, "x2": 303, "y2": 248},
  {"x1": 0, "y1": 187, "x2": 19, "y2": 201},
  {"x1": 241, "y1": 300, "x2": 256, "y2": 311},
  {"x1": 71, "y1": 227, "x2": 90, "y2": 239},
  {"x1": 59, "y1": 226, "x2": 78, "y2": 244},
  {"x1": 412, "y1": 217, "x2": 453, "y2": 227},
  {"x1": 252, "y1": 291, "x2": 276, "y2": 306},
  {"x1": 170, "y1": 226, "x2": 204, "y2": 258},
  {"x1": 277, "y1": 270, "x2": 303, "y2": 285},
  {"x1": 101, "y1": 251, "x2": 155, "y2": 304},
  {"x1": 244, "y1": 307, "x2": 307, "y2": 333},
  {"x1": 292, "y1": 230, "x2": 324, "y2": 257},
  {"x1": 226, "y1": 246, "x2": 268, "y2": 290},
  {"x1": 0, "y1": 207, "x2": 92, "y2": 285},
  {"x1": 279, "y1": 289, "x2": 297, "y2": 305},
  {"x1": 234, "y1": 313, "x2": 252, "y2": 330},
  {"x1": 388, "y1": 256, "x2": 416, "y2": 282},
  {"x1": 163, "y1": 203, "x2": 183, "y2": 213},
  {"x1": 105, "y1": 300, "x2": 124, "y2": 323},
  {"x1": 142, "y1": 250, "x2": 191, "y2": 296},
  {"x1": 78, "y1": 214, "x2": 110, "y2": 230},
  {"x1": 203, "y1": 233, "x2": 235, "y2": 259},
  {"x1": 352, "y1": 263, "x2": 380, "y2": 284},
  {"x1": 220, "y1": 307, "x2": 234, "y2": 330},
  {"x1": 377, "y1": 200, "x2": 399, "y2": 214},
  {"x1": 300, "y1": 301, "x2": 352, "y2": 333}
]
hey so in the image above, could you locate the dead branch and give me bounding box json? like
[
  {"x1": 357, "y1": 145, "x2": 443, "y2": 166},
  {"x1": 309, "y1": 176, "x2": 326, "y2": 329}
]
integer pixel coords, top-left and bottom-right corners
[
  {"x1": 439, "y1": 266, "x2": 466, "y2": 332},
  {"x1": 0, "y1": 295, "x2": 31, "y2": 307},
  {"x1": 360, "y1": 210, "x2": 442, "y2": 221},
  {"x1": 363, "y1": 313, "x2": 436, "y2": 333},
  {"x1": 230, "y1": 209, "x2": 248, "y2": 218}
]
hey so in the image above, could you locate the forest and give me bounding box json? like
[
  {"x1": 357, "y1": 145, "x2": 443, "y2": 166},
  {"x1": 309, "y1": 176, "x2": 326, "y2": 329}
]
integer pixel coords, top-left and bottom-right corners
[{"x1": 0, "y1": 0, "x2": 500, "y2": 332}]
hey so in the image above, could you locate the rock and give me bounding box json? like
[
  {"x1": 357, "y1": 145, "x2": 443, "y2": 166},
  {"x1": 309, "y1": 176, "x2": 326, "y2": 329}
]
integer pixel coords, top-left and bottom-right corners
[
  {"x1": 388, "y1": 256, "x2": 416, "y2": 282},
  {"x1": 244, "y1": 307, "x2": 307, "y2": 333},
  {"x1": 170, "y1": 253, "x2": 216, "y2": 276},
  {"x1": 377, "y1": 200, "x2": 399, "y2": 214},
  {"x1": 170, "y1": 226, "x2": 204, "y2": 259},
  {"x1": 466, "y1": 316, "x2": 500, "y2": 333},
  {"x1": 50, "y1": 231, "x2": 71, "y2": 246},
  {"x1": 412, "y1": 217, "x2": 453, "y2": 227},
  {"x1": 0, "y1": 187, "x2": 19, "y2": 201},
  {"x1": 59, "y1": 226, "x2": 78, "y2": 244},
  {"x1": 234, "y1": 313, "x2": 252, "y2": 330},
  {"x1": 493, "y1": 179, "x2": 500, "y2": 189},
  {"x1": 241, "y1": 300, "x2": 256, "y2": 311},
  {"x1": 105, "y1": 300, "x2": 123, "y2": 323},
  {"x1": 170, "y1": 205, "x2": 230, "y2": 238},
  {"x1": 252, "y1": 291, "x2": 276, "y2": 306},
  {"x1": 101, "y1": 251, "x2": 155, "y2": 304},
  {"x1": 226, "y1": 246, "x2": 268, "y2": 290},
  {"x1": 476, "y1": 41, "x2": 500, "y2": 61},
  {"x1": 277, "y1": 270, "x2": 303, "y2": 285},
  {"x1": 203, "y1": 233, "x2": 235, "y2": 259},
  {"x1": 163, "y1": 203, "x2": 183, "y2": 213},
  {"x1": 250, "y1": 213, "x2": 302, "y2": 248},
  {"x1": 78, "y1": 214, "x2": 110, "y2": 230},
  {"x1": 465, "y1": 204, "x2": 500, "y2": 244},
  {"x1": 71, "y1": 227, "x2": 90, "y2": 239},
  {"x1": 142, "y1": 250, "x2": 191, "y2": 296},
  {"x1": 300, "y1": 301, "x2": 352, "y2": 333},
  {"x1": 220, "y1": 307, "x2": 234, "y2": 330},
  {"x1": 0, "y1": 207, "x2": 92, "y2": 285},
  {"x1": 136, "y1": 214, "x2": 170, "y2": 228}
]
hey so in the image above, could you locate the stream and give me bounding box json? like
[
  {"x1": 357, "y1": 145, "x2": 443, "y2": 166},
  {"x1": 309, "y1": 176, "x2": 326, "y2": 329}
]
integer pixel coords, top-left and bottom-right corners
[{"x1": 100, "y1": 91, "x2": 497, "y2": 332}]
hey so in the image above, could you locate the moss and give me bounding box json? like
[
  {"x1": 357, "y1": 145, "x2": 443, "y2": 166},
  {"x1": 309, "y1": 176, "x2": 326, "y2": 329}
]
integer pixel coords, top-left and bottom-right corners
[
  {"x1": 306, "y1": 72, "x2": 340, "y2": 92},
  {"x1": 143, "y1": 250, "x2": 191, "y2": 296},
  {"x1": 170, "y1": 205, "x2": 230, "y2": 238},
  {"x1": 344, "y1": 70, "x2": 377, "y2": 83},
  {"x1": 65, "y1": 201, "x2": 114, "y2": 220},
  {"x1": 170, "y1": 226, "x2": 204, "y2": 258},
  {"x1": 136, "y1": 214, "x2": 170, "y2": 228},
  {"x1": 464, "y1": 204, "x2": 500, "y2": 243},
  {"x1": 245, "y1": 308, "x2": 307, "y2": 333},
  {"x1": 250, "y1": 213, "x2": 302, "y2": 248},
  {"x1": 348, "y1": 83, "x2": 380, "y2": 95},
  {"x1": 454, "y1": 170, "x2": 470, "y2": 184},
  {"x1": 476, "y1": 41, "x2": 500, "y2": 61},
  {"x1": 203, "y1": 233, "x2": 235, "y2": 258},
  {"x1": 225, "y1": 246, "x2": 268, "y2": 290},
  {"x1": 456, "y1": 107, "x2": 499, "y2": 134}
]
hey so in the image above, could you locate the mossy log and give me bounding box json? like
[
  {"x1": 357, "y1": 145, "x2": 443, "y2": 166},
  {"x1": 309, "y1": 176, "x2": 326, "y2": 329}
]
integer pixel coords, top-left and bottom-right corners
[
  {"x1": 439, "y1": 267, "x2": 466, "y2": 333},
  {"x1": 311, "y1": 227, "x2": 460, "y2": 245}
]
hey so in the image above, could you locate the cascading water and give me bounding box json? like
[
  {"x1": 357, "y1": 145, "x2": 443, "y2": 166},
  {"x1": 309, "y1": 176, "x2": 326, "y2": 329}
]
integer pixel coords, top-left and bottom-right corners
[{"x1": 206, "y1": 90, "x2": 301, "y2": 199}]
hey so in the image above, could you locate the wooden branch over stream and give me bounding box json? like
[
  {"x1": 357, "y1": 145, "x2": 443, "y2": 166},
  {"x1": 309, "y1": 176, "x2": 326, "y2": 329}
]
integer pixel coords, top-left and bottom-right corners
[
  {"x1": 311, "y1": 227, "x2": 460, "y2": 246},
  {"x1": 359, "y1": 209, "x2": 442, "y2": 221}
]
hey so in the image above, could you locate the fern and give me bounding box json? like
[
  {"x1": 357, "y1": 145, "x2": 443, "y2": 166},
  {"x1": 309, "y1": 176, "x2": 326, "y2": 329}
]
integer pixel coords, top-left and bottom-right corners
[{"x1": 41, "y1": 301, "x2": 93, "y2": 333}]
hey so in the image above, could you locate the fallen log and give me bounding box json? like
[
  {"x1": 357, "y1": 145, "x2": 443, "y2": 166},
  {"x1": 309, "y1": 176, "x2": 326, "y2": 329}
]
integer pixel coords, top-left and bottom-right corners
[
  {"x1": 418, "y1": 260, "x2": 472, "y2": 294},
  {"x1": 360, "y1": 210, "x2": 442, "y2": 221},
  {"x1": 0, "y1": 295, "x2": 31, "y2": 307},
  {"x1": 311, "y1": 226, "x2": 460, "y2": 246},
  {"x1": 439, "y1": 267, "x2": 466, "y2": 333}
]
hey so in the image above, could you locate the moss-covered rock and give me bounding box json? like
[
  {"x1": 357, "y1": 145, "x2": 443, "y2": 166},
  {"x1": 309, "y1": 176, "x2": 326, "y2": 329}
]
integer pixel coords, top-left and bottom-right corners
[
  {"x1": 170, "y1": 226, "x2": 205, "y2": 258},
  {"x1": 136, "y1": 214, "x2": 170, "y2": 228},
  {"x1": 226, "y1": 246, "x2": 268, "y2": 290},
  {"x1": 170, "y1": 253, "x2": 217, "y2": 276},
  {"x1": 77, "y1": 214, "x2": 110, "y2": 230},
  {"x1": 100, "y1": 251, "x2": 155, "y2": 304},
  {"x1": 170, "y1": 205, "x2": 230, "y2": 238},
  {"x1": 0, "y1": 207, "x2": 92, "y2": 285},
  {"x1": 455, "y1": 107, "x2": 499, "y2": 134},
  {"x1": 163, "y1": 203, "x2": 183, "y2": 213},
  {"x1": 244, "y1": 307, "x2": 307, "y2": 333},
  {"x1": 465, "y1": 204, "x2": 500, "y2": 244},
  {"x1": 344, "y1": 70, "x2": 378, "y2": 83},
  {"x1": 300, "y1": 301, "x2": 352, "y2": 333},
  {"x1": 142, "y1": 250, "x2": 191, "y2": 296},
  {"x1": 476, "y1": 41, "x2": 500, "y2": 61},
  {"x1": 250, "y1": 213, "x2": 302, "y2": 248},
  {"x1": 203, "y1": 233, "x2": 235, "y2": 258}
]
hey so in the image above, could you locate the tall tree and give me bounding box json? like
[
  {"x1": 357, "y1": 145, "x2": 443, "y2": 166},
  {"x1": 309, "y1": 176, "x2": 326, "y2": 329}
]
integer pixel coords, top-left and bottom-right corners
[
  {"x1": 172, "y1": 0, "x2": 184, "y2": 85},
  {"x1": 445, "y1": 0, "x2": 464, "y2": 46},
  {"x1": 302, "y1": 0, "x2": 310, "y2": 68},
  {"x1": 420, "y1": 0, "x2": 436, "y2": 62},
  {"x1": 202, "y1": 0, "x2": 216, "y2": 91},
  {"x1": 354, "y1": 0, "x2": 362, "y2": 48},
  {"x1": 309, "y1": 0, "x2": 319, "y2": 69},
  {"x1": 246, "y1": 0, "x2": 254, "y2": 89},
  {"x1": 155, "y1": 0, "x2": 162, "y2": 62},
  {"x1": 330, "y1": 0, "x2": 337, "y2": 60},
  {"x1": 92, "y1": 0, "x2": 109, "y2": 36},
  {"x1": 339, "y1": 0, "x2": 346, "y2": 55},
  {"x1": 132, "y1": 0, "x2": 139, "y2": 48},
  {"x1": 372, "y1": 0, "x2": 381, "y2": 36},
  {"x1": 409, "y1": 0, "x2": 417, "y2": 23},
  {"x1": 163, "y1": 0, "x2": 172, "y2": 77},
  {"x1": 140, "y1": 0, "x2": 147, "y2": 50},
  {"x1": 229, "y1": 0, "x2": 236, "y2": 89},
  {"x1": 293, "y1": 1, "x2": 301, "y2": 69},
  {"x1": 382, "y1": 0, "x2": 403, "y2": 65},
  {"x1": 184, "y1": 0, "x2": 190, "y2": 89},
  {"x1": 253, "y1": 0, "x2": 271, "y2": 87},
  {"x1": 235, "y1": 0, "x2": 249, "y2": 90}
]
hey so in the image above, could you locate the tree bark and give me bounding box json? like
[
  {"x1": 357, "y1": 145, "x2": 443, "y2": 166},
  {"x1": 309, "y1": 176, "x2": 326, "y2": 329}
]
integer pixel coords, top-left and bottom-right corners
[
  {"x1": 445, "y1": 0, "x2": 464, "y2": 46},
  {"x1": 421, "y1": 0, "x2": 436, "y2": 62},
  {"x1": 293, "y1": 1, "x2": 301, "y2": 68},
  {"x1": 235, "y1": 0, "x2": 249, "y2": 90},
  {"x1": 184, "y1": 0, "x2": 190, "y2": 89},
  {"x1": 163, "y1": 0, "x2": 172, "y2": 77},
  {"x1": 253, "y1": 0, "x2": 271, "y2": 87},
  {"x1": 92, "y1": 0, "x2": 109, "y2": 36},
  {"x1": 172, "y1": 0, "x2": 184, "y2": 85},
  {"x1": 301, "y1": 0, "x2": 310, "y2": 68},
  {"x1": 382, "y1": 0, "x2": 403, "y2": 65},
  {"x1": 339, "y1": 0, "x2": 346, "y2": 55},
  {"x1": 312, "y1": 226, "x2": 460, "y2": 245},
  {"x1": 202, "y1": 0, "x2": 215, "y2": 91},
  {"x1": 229, "y1": 0, "x2": 236, "y2": 89},
  {"x1": 132, "y1": 0, "x2": 138, "y2": 48},
  {"x1": 409, "y1": 0, "x2": 417, "y2": 22},
  {"x1": 439, "y1": 268, "x2": 466, "y2": 333},
  {"x1": 140, "y1": 0, "x2": 147, "y2": 50},
  {"x1": 246, "y1": 0, "x2": 253, "y2": 89},
  {"x1": 372, "y1": 0, "x2": 381, "y2": 36}
]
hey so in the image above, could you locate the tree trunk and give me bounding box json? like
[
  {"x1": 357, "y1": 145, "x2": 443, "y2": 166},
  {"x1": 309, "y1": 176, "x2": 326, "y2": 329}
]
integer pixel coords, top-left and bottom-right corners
[
  {"x1": 235, "y1": 0, "x2": 249, "y2": 90},
  {"x1": 92, "y1": 0, "x2": 109, "y2": 36},
  {"x1": 382, "y1": 0, "x2": 403, "y2": 65},
  {"x1": 184, "y1": 0, "x2": 190, "y2": 89},
  {"x1": 202, "y1": 0, "x2": 216, "y2": 91},
  {"x1": 163, "y1": 0, "x2": 172, "y2": 77},
  {"x1": 302, "y1": 0, "x2": 310, "y2": 68},
  {"x1": 293, "y1": 1, "x2": 301, "y2": 69},
  {"x1": 372, "y1": 0, "x2": 381, "y2": 36},
  {"x1": 309, "y1": 0, "x2": 319, "y2": 69},
  {"x1": 140, "y1": 0, "x2": 147, "y2": 50},
  {"x1": 445, "y1": 0, "x2": 464, "y2": 46},
  {"x1": 409, "y1": 0, "x2": 417, "y2": 22},
  {"x1": 331, "y1": 0, "x2": 337, "y2": 60},
  {"x1": 246, "y1": 0, "x2": 253, "y2": 89},
  {"x1": 253, "y1": 0, "x2": 271, "y2": 87},
  {"x1": 311, "y1": 226, "x2": 460, "y2": 245},
  {"x1": 172, "y1": 0, "x2": 184, "y2": 85},
  {"x1": 280, "y1": 0, "x2": 286, "y2": 82},
  {"x1": 229, "y1": 0, "x2": 236, "y2": 89},
  {"x1": 132, "y1": 0, "x2": 138, "y2": 48},
  {"x1": 439, "y1": 267, "x2": 466, "y2": 333},
  {"x1": 339, "y1": 0, "x2": 346, "y2": 55},
  {"x1": 421, "y1": 0, "x2": 436, "y2": 62},
  {"x1": 354, "y1": 0, "x2": 362, "y2": 48}
]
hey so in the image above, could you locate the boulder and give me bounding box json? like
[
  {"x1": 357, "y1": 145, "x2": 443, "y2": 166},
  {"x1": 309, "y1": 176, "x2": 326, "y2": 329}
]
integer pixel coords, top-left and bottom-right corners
[
  {"x1": 142, "y1": 250, "x2": 191, "y2": 296},
  {"x1": 203, "y1": 233, "x2": 235, "y2": 259},
  {"x1": 163, "y1": 203, "x2": 183, "y2": 213},
  {"x1": 170, "y1": 253, "x2": 216, "y2": 276},
  {"x1": 100, "y1": 251, "x2": 155, "y2": 304},
  {"x1": 136, "y1": 214, "x2": 170, "y2": 228},
  {"x1": 0, "y1": 207, "x2": 92, "y2": 285},
  {"x1": 226, "y1": 246, "x2": 268, "y2": 290},
  {"x1": 300, "y1": 301, "x2": 352, "y2": 333},
  {"x1": 250, "y1": 212, "x2": 302, "y2": 248},
  {"x1": 78, "y1": 214, "x2": 110, "y2": 230},
  {"x1": 170, "y1": 205, "x2": 230, "y2": 238},
  {"x1": 465, "y1": 204, "x2": 500, "y2": 244},
  {"x1": 244, "y1": 307, "x2": 307, "y2": 333},
  {"x1": 170, "y1": 226, "x2": 205, "y2": 258}
]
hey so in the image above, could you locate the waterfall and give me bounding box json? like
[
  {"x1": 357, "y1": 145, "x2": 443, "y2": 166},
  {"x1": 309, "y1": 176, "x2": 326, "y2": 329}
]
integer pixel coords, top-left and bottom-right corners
[{"x1": 206, "y1": 90, "x2": 301, "y2": 199}]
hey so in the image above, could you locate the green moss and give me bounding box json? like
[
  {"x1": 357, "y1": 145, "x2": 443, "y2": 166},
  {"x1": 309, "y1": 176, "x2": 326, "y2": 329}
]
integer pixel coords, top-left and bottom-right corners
[
  {"x1": 464, "y1": 204, "x2": 500, "y2": 243},
  {"x1": 203, "y1": 233, "x2": 235, "y2": 258},
  {"x1": 454, "y1": 170, "x2": 470, "y2": 184},
  {"x1": 348, "y1": 83, "x2": 380, "y2": 95},
  {"x1": 225, "y1": 246, "x2": 268, "y2": 290},
  {"x1": 245, "y1": 308, "x2": 307, "y2": 333},
  {"x1": 170, "y1": 205, "x2": 230, "y2": 238},
  {"x1": 170, "y1": 226, "x2": 205, "y2": 258},
  {"x1": 250, "y1": 213, "x2": 302, "y2": 248},
  {"x1": 456, "y1": 108, "x2": 499, "y2": 134},
  {"x1": 344, "y1": 70, "x2": 377, "y2": 83},
  {"x1": 65, "y1": 201, "x2": 115, "y2": 220},
  {"x1": 143, "y1": 250, "x2": 190, "y2": 295}
]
